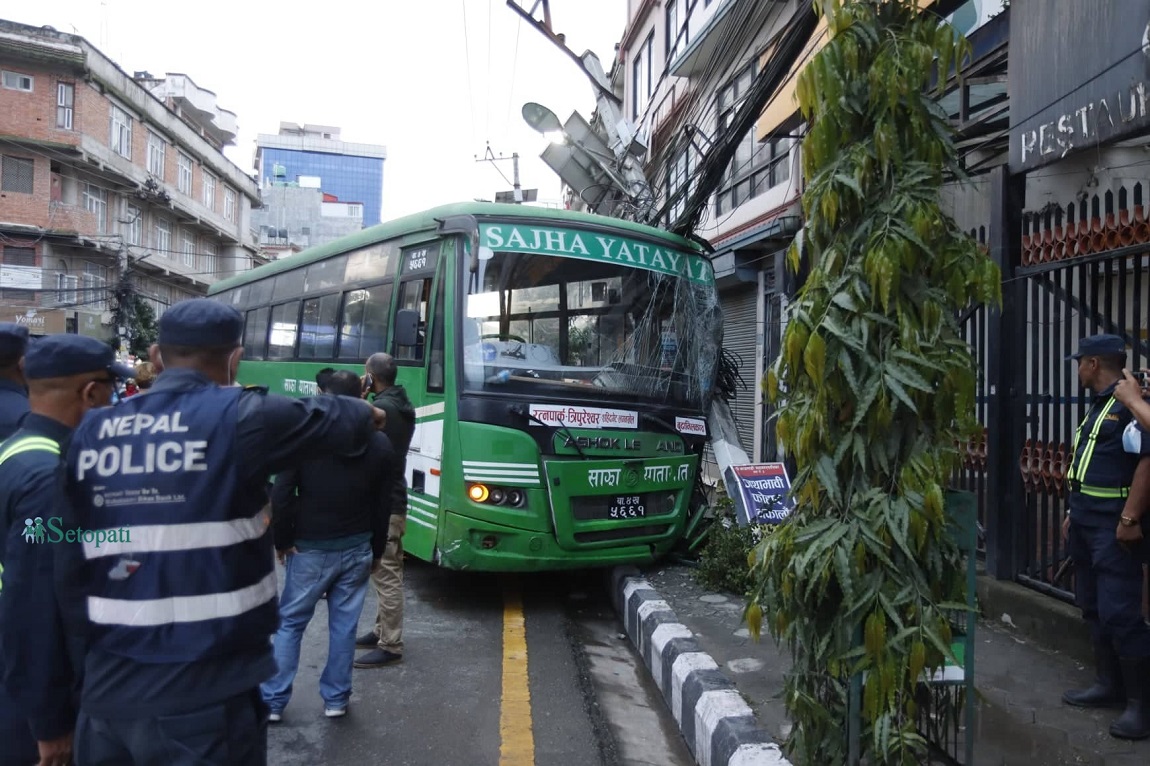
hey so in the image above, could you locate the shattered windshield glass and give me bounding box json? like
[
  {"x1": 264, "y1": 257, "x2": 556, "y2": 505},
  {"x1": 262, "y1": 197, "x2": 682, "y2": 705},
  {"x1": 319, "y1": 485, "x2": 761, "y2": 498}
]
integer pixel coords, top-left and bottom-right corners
[{"x1": 463, "y1": 249, "x2": 721, "y2": 410}]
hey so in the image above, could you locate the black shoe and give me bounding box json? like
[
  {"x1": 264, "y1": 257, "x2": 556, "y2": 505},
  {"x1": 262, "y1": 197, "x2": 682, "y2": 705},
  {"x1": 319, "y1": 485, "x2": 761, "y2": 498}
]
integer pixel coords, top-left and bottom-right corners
[
  {"x1": 354, "y1": 649, "x2": 402, "y2": 668},
  {"x1": 355, "y1": 631, "x2": 379, "y2": 648},
  {"x1": 1110, "y1": 656, "x2": 1150, "y2": 740},
  {"x1": 1064, "y1": 640, "x2": 1125, "y2": 709}
]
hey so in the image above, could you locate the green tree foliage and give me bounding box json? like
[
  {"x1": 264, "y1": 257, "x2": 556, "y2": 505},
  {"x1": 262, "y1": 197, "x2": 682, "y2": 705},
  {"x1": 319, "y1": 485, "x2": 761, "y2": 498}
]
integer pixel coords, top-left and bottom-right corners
[
  {"x1": 126, "y1": 293, "x2": 157, "y2": 358},
  {"x1": 747, "y1": 1, "x2": 1000, "y2": 763}
]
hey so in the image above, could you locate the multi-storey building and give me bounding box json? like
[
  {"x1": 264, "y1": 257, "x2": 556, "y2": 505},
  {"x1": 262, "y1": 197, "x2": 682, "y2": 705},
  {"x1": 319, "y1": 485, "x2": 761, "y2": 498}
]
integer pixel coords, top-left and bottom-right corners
[
  {"x1": 0, "y1": 19, "x2": 260, "y2": 339},
  {"x1": 251, "y1": 181, "x2": 364, "y2": 257},
  {"x1": 607, "y1": 0, "x2": 1003, "y2": 463},
  {"x1": 254, "y1": 123, "x2": 386, "y2": 228}
]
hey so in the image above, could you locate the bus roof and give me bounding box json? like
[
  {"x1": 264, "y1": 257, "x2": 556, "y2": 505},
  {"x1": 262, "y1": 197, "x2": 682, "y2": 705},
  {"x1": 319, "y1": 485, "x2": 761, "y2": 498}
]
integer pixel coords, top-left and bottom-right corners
[{"x1": 209, "y1": 201, "x2": 709, "y2": 295}]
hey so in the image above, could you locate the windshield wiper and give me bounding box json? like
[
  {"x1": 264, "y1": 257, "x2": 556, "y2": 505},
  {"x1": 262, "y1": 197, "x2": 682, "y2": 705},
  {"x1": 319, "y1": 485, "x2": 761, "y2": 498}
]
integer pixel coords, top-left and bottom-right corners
[{"x1": 508, "y1": 405, "x2": 590, "y2": 460}]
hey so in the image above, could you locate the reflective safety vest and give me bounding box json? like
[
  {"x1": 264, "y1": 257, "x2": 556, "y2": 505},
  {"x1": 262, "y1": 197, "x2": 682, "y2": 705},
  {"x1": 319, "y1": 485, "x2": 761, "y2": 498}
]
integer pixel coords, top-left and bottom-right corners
[
  {"x1": 1066, "y1": 396, "x2": 1130, "y2": 499},
  {"x1": 0, "y1": 435, "x2": 61, "y2": 593},
  {"x1": 67, "y1": 385, "x2": 277, "y2": 664}
]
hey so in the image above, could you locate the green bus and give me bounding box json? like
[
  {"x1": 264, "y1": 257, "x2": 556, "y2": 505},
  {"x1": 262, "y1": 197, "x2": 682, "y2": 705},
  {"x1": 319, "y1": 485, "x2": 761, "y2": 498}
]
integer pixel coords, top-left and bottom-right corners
[{"x1": 207, "y1": 202, "x2": 722, "y2": 572}]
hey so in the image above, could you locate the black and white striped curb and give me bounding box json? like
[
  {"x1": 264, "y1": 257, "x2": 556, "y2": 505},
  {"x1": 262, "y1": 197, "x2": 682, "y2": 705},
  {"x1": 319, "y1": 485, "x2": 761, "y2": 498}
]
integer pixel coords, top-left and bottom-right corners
[{"x1": 610, "y1": 566, "x2": 792, "y2": 766}]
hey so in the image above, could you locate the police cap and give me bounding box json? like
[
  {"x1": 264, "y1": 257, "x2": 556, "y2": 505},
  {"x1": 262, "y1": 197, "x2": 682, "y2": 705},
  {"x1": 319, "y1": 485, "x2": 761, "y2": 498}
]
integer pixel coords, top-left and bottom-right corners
[
  {"x1": 159, "y1": 298, "x2": 243, "y2": 348},
  {"x1": 1067, "y1": 334, "x2": 1127, "y2": 361},
  {"x1": 0, "y1": 322, "x2": 29, "y2": 358},
  {"x1": 25, "y1": 334, "x2": 136, "y2": 380}
]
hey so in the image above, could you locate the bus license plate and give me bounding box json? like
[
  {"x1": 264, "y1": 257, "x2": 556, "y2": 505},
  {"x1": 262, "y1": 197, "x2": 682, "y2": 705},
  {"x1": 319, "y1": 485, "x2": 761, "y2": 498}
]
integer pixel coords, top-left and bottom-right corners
[{"x1": 608, "y1": 496, "x2": 646, "y2": 519}]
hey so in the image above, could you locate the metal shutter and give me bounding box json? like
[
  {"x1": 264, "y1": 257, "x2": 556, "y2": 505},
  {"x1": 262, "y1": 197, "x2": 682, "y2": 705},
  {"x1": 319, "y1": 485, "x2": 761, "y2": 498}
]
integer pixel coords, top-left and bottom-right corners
[{"x1": 722, "y1": 285, "x2": 759, "y2": 460}]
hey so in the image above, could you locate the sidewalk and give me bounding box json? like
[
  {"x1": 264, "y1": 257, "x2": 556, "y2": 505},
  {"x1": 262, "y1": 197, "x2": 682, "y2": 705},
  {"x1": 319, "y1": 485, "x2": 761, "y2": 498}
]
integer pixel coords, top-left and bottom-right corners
[{"x1": 613, "y1": 561, "x2": 1150, "y2": 766}]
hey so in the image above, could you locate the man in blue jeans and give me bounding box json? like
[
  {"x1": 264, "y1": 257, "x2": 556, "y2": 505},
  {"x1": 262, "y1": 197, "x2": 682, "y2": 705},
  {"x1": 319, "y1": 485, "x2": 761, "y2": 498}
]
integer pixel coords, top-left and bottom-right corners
[{"x1": 262, "y1": 370, "x2": 400, "y2": 721}]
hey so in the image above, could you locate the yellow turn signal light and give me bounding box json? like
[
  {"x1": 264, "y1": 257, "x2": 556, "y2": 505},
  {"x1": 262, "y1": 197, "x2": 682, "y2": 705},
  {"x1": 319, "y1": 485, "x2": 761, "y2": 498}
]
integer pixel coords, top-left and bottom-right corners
[{"x1": 468, "y1": 483, "x2": 490, "y2": 503}]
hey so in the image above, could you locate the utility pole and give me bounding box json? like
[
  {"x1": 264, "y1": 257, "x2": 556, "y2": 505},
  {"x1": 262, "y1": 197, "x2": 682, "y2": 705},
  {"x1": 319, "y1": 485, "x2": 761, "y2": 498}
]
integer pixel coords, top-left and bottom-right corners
[{"x1": 476, "y1": 143, "x2": 537, "y2": 204}]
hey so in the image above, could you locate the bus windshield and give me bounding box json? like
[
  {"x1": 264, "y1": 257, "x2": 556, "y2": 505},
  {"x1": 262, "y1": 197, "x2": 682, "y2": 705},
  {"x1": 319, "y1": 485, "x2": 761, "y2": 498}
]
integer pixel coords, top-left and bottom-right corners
[{"x1": 462, "y1": 249, "x2": 721, "y2": 410}]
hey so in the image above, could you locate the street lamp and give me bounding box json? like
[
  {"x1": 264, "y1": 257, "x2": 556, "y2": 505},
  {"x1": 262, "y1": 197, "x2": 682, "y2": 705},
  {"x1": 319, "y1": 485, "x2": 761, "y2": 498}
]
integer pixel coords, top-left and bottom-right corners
[{"x1": 521, "y1": 102, "x2": 565, "y2": 144}]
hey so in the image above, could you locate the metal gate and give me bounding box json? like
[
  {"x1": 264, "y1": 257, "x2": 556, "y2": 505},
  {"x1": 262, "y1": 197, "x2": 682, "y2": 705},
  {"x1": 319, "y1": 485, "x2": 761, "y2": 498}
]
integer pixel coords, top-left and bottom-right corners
[{"x1": 969, "y1": 171, "x2": 1150, "y2": 600}]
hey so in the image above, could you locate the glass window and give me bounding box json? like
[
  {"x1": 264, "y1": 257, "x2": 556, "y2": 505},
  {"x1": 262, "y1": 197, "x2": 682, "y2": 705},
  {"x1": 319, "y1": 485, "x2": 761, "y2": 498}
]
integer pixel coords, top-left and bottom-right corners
[
  {"x1": 243, "y1": 306, "x2": 270, "y2": 359},
  {"x1": 147, "y1": 131, "x2": 164, "y2": 176},
  {"x1": 177, "y1": 152, "x2": 193, "y2": 194},
  {"x1": 344, "y1": 243, "x2": 397, "y2": 283},
  {"x1": 56, "y1": 83, "x2": 73, "y2": 129},
  {"x1": 268, "y1": 301, "x2": 300, "y2": 360},
  {"x1": 203, "y1": 172, "x2": 216, "y2": 209},
  {"x1": 299, "y1": 293, "x2": 341, "y2": 359},
  {"x1": 248, "y1": 279, "x2": 273, "y2": 306},
  {"x1": 395, "y1": 278, "x2": 430, "y2": 362},
  {"x1": 338, "y1": 283, "x2": 393, "y2": 360},
  {"x1": 111, "y1": 106, "x2": 132, "y2": 158},
  {"x1": 427, "y1": 276, "x2": 446, "y2": 391},
  {"x1": 463, "y1": 251, "x2": 718, "y2": 409},
  {"x1": 304, "y1": 255, "x2": 349, "y2": 293},
  {"x1": 272, "y1": 269, "x2": 306, "y2": 301}
]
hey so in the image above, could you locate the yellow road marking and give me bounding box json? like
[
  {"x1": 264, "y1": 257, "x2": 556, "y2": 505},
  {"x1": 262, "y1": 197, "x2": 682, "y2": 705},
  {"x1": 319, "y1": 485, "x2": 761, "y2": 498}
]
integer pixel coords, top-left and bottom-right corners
[{"x1": 500, "y1": 579, "x2": 535, "y2": 765}]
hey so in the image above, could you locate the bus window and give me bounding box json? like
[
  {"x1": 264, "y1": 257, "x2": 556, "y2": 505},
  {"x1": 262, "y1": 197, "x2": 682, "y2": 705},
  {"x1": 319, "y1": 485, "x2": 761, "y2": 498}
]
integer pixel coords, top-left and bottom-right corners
[
  {"x1": 299, "y1": 293, "x2": 341, "y2": 359},
  {"x1": 249, "y1": 279, "x2": 273, "y2": 306},
  {"x1": 305, "y1": 255, "x2": 349, "y2": 294},
  {"x1": 268, "y1": 301, "x2": 300, "y2": 360},
  {"x1": 394, "y1": 278, "x2": 429, "y2": 362},
  {"x1": 338, "y1": 283, "x2": 393, "y2": 360},
  {"x1": 345, "y1": 243, "x2": 398, "y2": 283},
  {"x1": 273, "y1": 269, "x2": 306, "y2": 302},
  {"x1": 243, "y1": 306, "x2": 270, "y2": 360},
  {"x1": 427, "y1": 275, "x2": 446, "y2": 391}
]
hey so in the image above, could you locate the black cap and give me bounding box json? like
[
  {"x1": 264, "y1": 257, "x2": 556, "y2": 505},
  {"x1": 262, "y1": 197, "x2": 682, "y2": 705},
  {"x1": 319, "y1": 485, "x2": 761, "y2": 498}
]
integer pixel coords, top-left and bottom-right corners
[
  {"x1": 158, "y1": 299, "x2": 243, "y2": 348},
  {"x1": 1067, "y1": 333, "x2": 1127, "y2": 360},
  {"x1": 0, "y1": 322, "x2": 29, "y2": 357},
  {"x1": 24, "y1": 335, "x2": 136, "y2": 380}
]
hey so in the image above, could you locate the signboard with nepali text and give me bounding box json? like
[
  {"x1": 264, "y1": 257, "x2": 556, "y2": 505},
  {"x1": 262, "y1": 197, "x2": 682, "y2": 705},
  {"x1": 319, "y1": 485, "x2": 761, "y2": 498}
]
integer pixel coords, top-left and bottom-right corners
[
  {"x1": 726, "y1": 463, "x2": 795, "y2": 526},
  {"x1": 479, "y1": 223, "x2": 715, "y2": 285}
]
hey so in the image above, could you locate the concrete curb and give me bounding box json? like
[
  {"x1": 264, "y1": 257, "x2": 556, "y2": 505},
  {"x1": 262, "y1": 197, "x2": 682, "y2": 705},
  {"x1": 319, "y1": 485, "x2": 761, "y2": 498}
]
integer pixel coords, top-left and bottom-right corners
[{"x1": 609, "y1": 566, "x2": 792, "y2": 766}]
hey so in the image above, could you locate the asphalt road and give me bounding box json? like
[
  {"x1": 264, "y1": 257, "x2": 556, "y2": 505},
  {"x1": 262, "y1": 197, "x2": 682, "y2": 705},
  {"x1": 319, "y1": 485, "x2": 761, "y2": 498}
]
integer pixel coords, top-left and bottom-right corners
[{"x1": 266, "y1": 558, "x2": 693, "y2": 766}]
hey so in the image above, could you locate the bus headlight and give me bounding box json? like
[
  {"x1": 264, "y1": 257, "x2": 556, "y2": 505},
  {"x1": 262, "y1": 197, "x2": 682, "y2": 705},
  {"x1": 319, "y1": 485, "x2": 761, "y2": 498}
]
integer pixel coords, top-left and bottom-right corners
[
  {"x1": 467, "y1": 483, "x2": 526, "y2": 508},
  {"x1": 468, "y1": 483, "x2": 490, "y2": 503},
  {"x1": 506, "y1": 489, "x2": 524, "y2": 507}
]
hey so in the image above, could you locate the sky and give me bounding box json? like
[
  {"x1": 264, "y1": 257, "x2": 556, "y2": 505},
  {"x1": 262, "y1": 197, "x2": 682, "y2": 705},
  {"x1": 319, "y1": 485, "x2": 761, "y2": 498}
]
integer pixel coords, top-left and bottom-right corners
[{"x1": 8, "y1": 0, "x2": 628, "y2": 218}]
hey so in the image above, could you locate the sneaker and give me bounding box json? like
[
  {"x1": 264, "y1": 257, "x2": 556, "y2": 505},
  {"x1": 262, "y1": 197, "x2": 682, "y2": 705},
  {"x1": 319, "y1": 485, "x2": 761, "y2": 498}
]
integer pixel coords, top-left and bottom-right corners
[
  {"x1": 355, "y1": 631, "x2": 379, "y2": 648},
  {"x1": 354, "y1": 648, "x2": 402, "y2": 668},
  {"x1": 324, "y1": 707, "x2": 346, "y2": 718},
  {"x1": 268, "y1": 711, "x2": 283, "y2": 723}
]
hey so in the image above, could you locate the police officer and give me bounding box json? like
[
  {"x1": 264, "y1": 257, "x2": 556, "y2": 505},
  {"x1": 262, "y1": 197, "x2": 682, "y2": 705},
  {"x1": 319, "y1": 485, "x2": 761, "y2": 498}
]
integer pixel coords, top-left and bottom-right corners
[
  {"x1": 54, "y1": 299, "x2": 388, "y2": 765},
  {"x1": 0, "y1": 335, "x2": 132, "y2": 766},
  {"x1": 1060, "y1": 334, "x2": 1150, "y2": 740},
  {"x1": 0, "y1": 323, "x2": 30, "y2": 440}
]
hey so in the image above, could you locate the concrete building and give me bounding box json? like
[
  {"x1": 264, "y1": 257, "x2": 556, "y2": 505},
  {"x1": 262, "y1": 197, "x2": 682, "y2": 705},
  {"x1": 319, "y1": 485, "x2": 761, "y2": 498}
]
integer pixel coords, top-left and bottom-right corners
[
  {"x1": 0, "y1": 19, "x2": 261, "y2": 338},
  {"x1": 254, "y1": 123, "x2": 386, "y2": 228},
  {"x1": 251, "y1": 181, "x2": 364, "y2": 258},
  {"x1": 605, "y1": 0, "x2": 1001, "y2": 463}
]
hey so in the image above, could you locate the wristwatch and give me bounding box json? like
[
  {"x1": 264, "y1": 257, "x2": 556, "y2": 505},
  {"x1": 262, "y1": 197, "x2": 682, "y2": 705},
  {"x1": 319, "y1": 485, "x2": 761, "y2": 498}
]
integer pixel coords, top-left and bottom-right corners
[{"x1": 1120, "y1": 514, "x2": 1139, "y2": 527}]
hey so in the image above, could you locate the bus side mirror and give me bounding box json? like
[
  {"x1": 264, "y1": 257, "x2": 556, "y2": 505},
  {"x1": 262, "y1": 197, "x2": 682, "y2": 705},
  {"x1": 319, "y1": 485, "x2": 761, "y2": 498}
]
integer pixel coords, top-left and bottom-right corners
[{"x1": 394, "y1": 308, "x2": 420, "y2": 347}]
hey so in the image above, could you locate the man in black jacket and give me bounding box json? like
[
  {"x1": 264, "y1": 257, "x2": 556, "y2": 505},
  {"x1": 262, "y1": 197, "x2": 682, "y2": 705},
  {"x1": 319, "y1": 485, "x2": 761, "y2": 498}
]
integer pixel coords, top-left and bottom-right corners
[{"x1": 261, "y1": 370, "x2": 400, "y2": 722}]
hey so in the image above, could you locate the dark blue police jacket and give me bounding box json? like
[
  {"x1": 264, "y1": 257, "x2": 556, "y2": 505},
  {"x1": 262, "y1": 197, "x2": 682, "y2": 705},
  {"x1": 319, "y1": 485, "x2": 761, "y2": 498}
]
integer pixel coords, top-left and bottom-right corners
[
  {"x1": 56, "y1": 368, "x2": 377, "y2": 718},
  {"x1": 0, "y1": 414, "x2": 76, "y2": 743},
  {"x1": 0, "y1": 379, "x2": 29, "y2": 441}
]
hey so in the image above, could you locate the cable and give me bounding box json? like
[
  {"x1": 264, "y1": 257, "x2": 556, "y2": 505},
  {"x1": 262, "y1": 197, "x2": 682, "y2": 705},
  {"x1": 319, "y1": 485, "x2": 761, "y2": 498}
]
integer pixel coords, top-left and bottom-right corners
[
  {"x1": 505, "y1": 15, "x2": 522, "y2": 135},
  {"x1": 460, "y1": 0, "x2": 479, "y2": 151},
  {"x1": 486, "y1": 0, "x2": 493, "y2": 140}
]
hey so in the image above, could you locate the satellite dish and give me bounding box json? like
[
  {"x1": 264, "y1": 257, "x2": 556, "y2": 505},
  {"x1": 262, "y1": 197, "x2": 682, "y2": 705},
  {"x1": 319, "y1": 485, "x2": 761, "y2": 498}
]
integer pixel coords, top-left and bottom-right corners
[{"x1": 522, "y1": 102, "x2": 563, "y2": 135}]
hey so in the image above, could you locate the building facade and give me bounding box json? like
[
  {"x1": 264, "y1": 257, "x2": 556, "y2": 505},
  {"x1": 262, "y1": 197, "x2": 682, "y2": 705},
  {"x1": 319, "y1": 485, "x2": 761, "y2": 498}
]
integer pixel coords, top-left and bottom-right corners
[
  {"x1": 254, "y1": 123, "x2": 386, "y2": 228},
  {"x1": 603, "y1": 0, "x2": 1004, "y2": 466},
  {"x1": 0, "y1": 19, "x2": 261, "y2": 340},
  {"x1": 250, "y1": 182, "x2": 364, "y2": 258}
]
